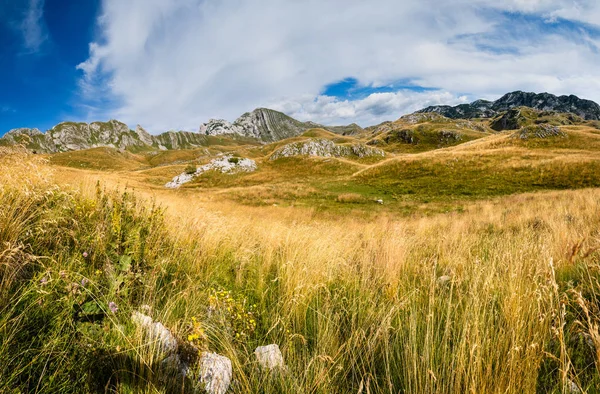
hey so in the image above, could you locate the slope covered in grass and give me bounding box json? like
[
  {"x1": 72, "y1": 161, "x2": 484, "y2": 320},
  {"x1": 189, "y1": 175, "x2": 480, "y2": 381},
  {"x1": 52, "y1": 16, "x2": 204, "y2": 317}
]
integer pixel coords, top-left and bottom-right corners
[
  {"x1": 365, "y1": 113, "x2": 491, "y2": 153},
  {"x1": 356, "y1": 126, "x2": 600, "y2": 201},
  {"x1": 1, "y1": 147, "x2": 600, "y2": 392},
  {"x1": 48, "y1": 147, "x2": 149, "y2": 171}
]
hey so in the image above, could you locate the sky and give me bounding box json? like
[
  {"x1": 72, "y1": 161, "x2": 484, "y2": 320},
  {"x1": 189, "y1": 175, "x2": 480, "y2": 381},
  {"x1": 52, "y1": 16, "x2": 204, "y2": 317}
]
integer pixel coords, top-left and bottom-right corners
[{"x1": 2, "y1": 0, "x2": 600, "y2": 134}]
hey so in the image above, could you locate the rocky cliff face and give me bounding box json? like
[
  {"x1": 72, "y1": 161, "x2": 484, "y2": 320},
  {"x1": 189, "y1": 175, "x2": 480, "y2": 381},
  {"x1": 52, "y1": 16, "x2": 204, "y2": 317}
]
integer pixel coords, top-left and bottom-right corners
[
  {"x1": 2, "y1": 122, "x2": 236, "y2": 153},
  {"x1": 418, "y1": 91, "x2": 600, "y2": 120},
  {"x1": 1, "y1": 120, "x2": 155, "y2": 153},
  {"x1": 152, "y1": 131, "x2": 212, "y2": 150},
  {"x1": 200, "y1": 108, "x2": 364, "y2": 142}
]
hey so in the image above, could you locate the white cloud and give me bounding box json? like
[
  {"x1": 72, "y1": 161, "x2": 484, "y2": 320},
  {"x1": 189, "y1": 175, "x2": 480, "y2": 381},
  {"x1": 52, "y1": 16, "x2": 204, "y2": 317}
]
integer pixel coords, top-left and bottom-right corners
[
  {"x1": 20, "y1": 0, "x2": 46, "y2": 53},
  {"x1": 78, "y1": 0, "x2": 600, "y2": 132},
  {"x1": 269, "y1": 91, "x2": 469, "y2": 126}
]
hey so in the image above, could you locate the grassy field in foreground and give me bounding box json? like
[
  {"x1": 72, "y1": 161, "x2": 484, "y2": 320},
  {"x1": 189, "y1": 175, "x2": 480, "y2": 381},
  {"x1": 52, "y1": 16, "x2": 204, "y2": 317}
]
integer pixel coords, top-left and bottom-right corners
[{"x1": 1, "y1": 147, "x2": 600, "y2": 393}]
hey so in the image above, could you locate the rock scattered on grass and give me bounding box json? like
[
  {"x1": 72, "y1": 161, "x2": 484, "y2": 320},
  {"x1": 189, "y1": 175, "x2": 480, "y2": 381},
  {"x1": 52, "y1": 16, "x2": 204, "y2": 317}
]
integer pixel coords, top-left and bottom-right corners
[
  {"x1": 511, "y1": 124, "x2": 566, "y2": 140},
  {"x1": 567, "y1": 379, "x2": 581, "y2": 394},
  {"x1": 199, "y1": 352, "x2": 233, "y2": 394},
  {"x1": 254, "y1": 344, "x2": 285, "y2": 370},
  {"x1": 131, "y1": 311, "x2": 178, "y2": 355}
]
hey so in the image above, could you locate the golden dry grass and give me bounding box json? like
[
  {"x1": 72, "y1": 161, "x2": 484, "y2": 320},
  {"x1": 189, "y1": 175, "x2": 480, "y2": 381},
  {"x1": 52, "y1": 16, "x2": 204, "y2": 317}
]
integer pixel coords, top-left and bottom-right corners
[{"x1": 2, "y1": 145, "x2": 600, "y2": 392}]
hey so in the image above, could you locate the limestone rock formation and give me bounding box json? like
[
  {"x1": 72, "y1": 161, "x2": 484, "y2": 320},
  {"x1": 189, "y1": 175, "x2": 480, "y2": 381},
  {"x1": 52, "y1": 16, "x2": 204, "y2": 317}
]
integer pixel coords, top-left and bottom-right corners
[
  {"x1": 165, "y1": 155, "x2": 257, "y2": 188},
  {"x1": 1, "y1": 120, "x2": 154, "y2": 153},
  {"x1": 200, "y1": 108, "x2": 364, "y2": 142},
  {"x1": 511, "y1": 124, "x2": 566, "y2": 140},
  {"x1": 270, "y1": 138, "x2": 385, "y2": 160}
]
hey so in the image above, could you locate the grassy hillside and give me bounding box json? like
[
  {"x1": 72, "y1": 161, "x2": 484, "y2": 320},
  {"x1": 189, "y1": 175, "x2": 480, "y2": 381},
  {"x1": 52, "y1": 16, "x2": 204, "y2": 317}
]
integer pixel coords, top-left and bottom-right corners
[
  {"x1": 1, "y1": 147, "x2": 599, "y2": 392},
  {"x1": 48, "y1": 147, "x2": 149, "y2": 171},
  {"x1": 365, "y1": 115, "x2": 491, "y2": 153}
]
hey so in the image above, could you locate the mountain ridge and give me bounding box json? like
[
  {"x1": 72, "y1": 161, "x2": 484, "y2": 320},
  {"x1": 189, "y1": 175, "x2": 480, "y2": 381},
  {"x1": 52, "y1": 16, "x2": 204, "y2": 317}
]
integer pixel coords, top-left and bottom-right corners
[
  {"x1": 418, "y1": 91, "x2": 600, "y2": 120},
  {"x1": 1, "y1": 108, "x2": 363, "y2": 153}
]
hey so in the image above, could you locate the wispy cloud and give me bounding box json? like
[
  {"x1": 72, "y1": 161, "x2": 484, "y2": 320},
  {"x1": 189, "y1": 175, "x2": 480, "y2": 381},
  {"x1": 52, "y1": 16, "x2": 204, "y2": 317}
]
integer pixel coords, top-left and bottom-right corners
[
  {"x1": 78, "y1": 0, "x2": 600, "y2": 132},
  {"x1": 0, "y1": 105, "x2": 16, "y2": 114},
  {"x1": 20, "y1": 0, "x2": 46, "y2": 53}
]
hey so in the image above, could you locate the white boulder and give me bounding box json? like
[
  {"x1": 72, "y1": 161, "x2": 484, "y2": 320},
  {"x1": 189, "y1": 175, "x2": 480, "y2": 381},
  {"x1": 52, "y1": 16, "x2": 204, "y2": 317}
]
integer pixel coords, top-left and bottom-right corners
[
  {"x1": 199, "y1": 352, "x2": 233, "y2": 394},
  {"x1": 254, "y1": 344, "x2": 285, "y2": 370},
  {"x1": 131, "y1": 311, "x2": 178, "y2": 355}
]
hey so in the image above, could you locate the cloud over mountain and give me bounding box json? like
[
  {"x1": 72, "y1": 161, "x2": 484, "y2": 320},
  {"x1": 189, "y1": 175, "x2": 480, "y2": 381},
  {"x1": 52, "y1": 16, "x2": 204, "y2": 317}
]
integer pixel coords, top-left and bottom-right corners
[{"x1": 78, "y1": 0, "x2": 600, "y2": 132}]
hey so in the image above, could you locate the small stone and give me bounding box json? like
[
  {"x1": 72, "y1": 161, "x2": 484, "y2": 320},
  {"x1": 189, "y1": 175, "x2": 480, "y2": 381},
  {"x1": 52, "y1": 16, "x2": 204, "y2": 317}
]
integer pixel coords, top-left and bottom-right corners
[
  {"x1": 199, "y1": 352, "x2": 232, "y2": 394},
  {"x1": 567, "y1": 379, "x2": 581, "y2": 393},
  {"x1": 131, "y1": 311, "x2": 178, "y2": 355},
  {"x1": 254, "y1": 344, "x2": 285, "y2": 370}
]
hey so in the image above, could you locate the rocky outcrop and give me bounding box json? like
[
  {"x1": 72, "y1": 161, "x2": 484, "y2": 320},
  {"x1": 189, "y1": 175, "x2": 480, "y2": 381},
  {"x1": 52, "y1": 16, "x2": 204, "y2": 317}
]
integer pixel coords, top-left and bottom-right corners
[
  {"x1": 165, "y1": 155, "x2": 257, "y2": 188},
  {"x1": 401, "y1": 112, "x2": 453, "y2": 124},
  {"x1": 490, "y1": 108, "x2": 530, "y2": 131},
  {"x1": 135, "y1": 125, "x2": 154, "y2": 146},
  {"x1": 1, "y1": 128, "x2": 44, "y2": 143},
  {"x1": 270, "y1": 138, "x2": 385, "y2": 160},
  {"x1": 511, "y1": 124, "x2": 566, "y2": 140},
  {"x1": 200, "y1": 108, "x2": 365, "y2": 142},
  {"x1": 418, "y1": 91, "x2": 600, "y2": 120},
  {"x1": 152, "y1": 131, "x2": 211, "y2": 150}
]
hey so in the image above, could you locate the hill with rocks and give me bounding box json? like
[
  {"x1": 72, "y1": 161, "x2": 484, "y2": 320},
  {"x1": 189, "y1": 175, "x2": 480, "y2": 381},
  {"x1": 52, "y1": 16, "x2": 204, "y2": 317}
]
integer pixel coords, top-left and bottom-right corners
[{"x1": 418, "y1": 91, "x2": 600, "y2": 120}]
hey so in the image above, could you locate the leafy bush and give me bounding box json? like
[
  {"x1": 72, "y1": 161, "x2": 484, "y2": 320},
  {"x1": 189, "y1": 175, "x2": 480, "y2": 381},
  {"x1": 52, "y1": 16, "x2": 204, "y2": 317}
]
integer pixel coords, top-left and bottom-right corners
[{"x1": 184, "y1": 163, "x2": 197, "y2": 174}]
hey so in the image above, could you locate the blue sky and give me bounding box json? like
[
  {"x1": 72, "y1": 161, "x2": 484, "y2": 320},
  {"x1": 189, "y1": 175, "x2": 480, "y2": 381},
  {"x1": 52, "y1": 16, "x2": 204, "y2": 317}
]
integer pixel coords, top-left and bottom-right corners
[
  {"x1": 0, "y1": 0, "x2": 100, "y2": 133},
  {"x1": 3, "y1": 0, "x2": 600, "y2": 134}
]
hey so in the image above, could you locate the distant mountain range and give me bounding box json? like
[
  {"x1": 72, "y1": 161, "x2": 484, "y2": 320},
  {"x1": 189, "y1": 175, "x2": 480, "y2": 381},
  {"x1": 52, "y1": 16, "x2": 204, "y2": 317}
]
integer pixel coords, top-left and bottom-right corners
[
  {"x1": 0, "y1": 108, "x2": 363, "y2": 153},
  {"x1": 418, "y1": 91, "x2": 600, "y2": 120},
  {"x1": 2, "y1": 91, "x2": 600, "y2": 154}
]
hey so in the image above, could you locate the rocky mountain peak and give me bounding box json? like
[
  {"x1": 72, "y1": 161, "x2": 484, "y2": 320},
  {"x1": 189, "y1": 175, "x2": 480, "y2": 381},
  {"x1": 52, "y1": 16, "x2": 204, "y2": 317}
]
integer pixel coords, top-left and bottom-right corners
[
  {"x1": 418, "y1": 91, "x2": 600, "y2": 120},
  {"x1": 199, "y1": 108, "x2": 363, "y2": 141}
]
